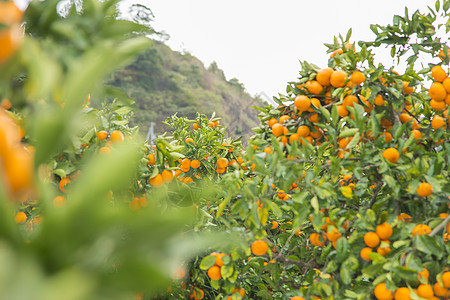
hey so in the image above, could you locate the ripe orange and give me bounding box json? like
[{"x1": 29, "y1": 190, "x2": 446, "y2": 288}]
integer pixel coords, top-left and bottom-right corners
[
  {"x1": 360, "y1": 247, "x2": 372, "y2": 261},
  {"x1": 161, "y1": 170, "x2": 174, "y2": 183},
  {"x1": 433, "y1": 282, "x2": 447, "y2": 297},
  {"x1": 443, "y1": 77, "x2": 450, "y2": 93},
  {"x1": 431, "y1": 65, "x2": 447, "y2": 82},
  {"x1": 59, "y1": 177, "x2": 71, "y2": 193},
  {"x1": 217, "y1": 158, "x2": 228, "y2": 169},
  {"x1": 326, "y1": 228, "x2": 342, "y2": 242},
  {"x1": 403, "y1": 81, "x2": 414, "y2": 94},
  {"x1": 311, "y1": 97, "x2": 321, "y2": 109},
  {"x1": 305, "y1": 80, "x2": 324, "y2": 95},
  {"x1": 14, "y1": 211, "x2": 27, "y2": 223},
  {"x1": 412, "y1": 224, "x2": 431, "y2": 236},
  {"x1": 251, "y1": 240, "x2": 268, "y2": 256},
  {"x1": 99, "y1": 146, "x2": 111, "y2": 154},
  {"x1": 431, "y1": 115, "x2": 446, "y2": 129},
  {"x1": 376, "y1": 223, "x2": 393, "y2": 240},
  {"x1": 442, "y1": 272, "x2": 450, "y2": 288},
  {"x1": 330, "y1": 49, "x2": 343, "y2": 58},
  {"x1": 290, "y1": 297, "x2": 305, "y2": 300},
  {"x1": 232, "y1": 288, "x2": 245, "y2": 298},
  {"x1": 147, "y1": 153, "x2": 156, "y2": 166},
  {"x1": 343, "y1": 95, "x2": 358, "y2": 107},
  {"x1": 350, "y1": 71, "x2": 366, "y2": 85},
  {"x1": 417, "y1": 284, "x2": 433, "y2": 299},
  {"x1": 271, "y1": 221, "x2": 279, "y2": 229},
  {"x1": 1, "y1": 98, "x2": 12, "y2": 110},
  {"x1": 185, "y1": 137, "x2": 194, "y2": 144},
  {"x1": 430, "y1": 99, "x2": 446, "y2": 111},
  {"x1": 377, "y1": 245, "x2": 391, "y2": 256},
  {"x1": 53, "y1": 196, "x2": 66, "y2": 207},
  {"x1": 308, "y1": 113, "x2": 319, "y2": 123},
  {"x1": 394, "y1": 287, "x2": 410, "y2": 300},
  {"x1": 382, "y1": 148, "x2": 399, "y2": 163},
  {"x1": 0, "y1": 25, "x2": 23, "y2": 64},
  {"x1": 429, "y1": 82, "x2": 447, "y2": 101},
  {"x1": 272, "y1": 123, "x2": 284, "y2": 137},
  {"x1": 316, "y1": 68, "x2": 333, "y2": 86},
  {"x1": 374, "y1": 282, "x2": 393, "y2": 300},
  {"x1": 337, "y1": 105, "x2": 349, "y2": 117},
  {"x1": 411, "y1": 129, "x2": 422, "y2": 139},
  {"x1": 289, "y1": 133, "x2": 300, "y2": 144},
  {"x1": 374, "y1": 95, "x2": 385, "y2": 106},
  {"x1": 397, "y1": 213, "x2": 412, "y2": 222},
  {"x1": 294, "y1": 95, "x2": 311, "y2": 111},
  {"x1": 193, "y1": 123, "x2": 199, "y2": 130},
  {"x1": 207, "y1": 265, "x2": 221, "y2": 280},
  {"x1": 97, "y1": 130, "x2": 108, "y2": 140},
  {"x1": 149, "y1": 174, "x2": 163, "y2": 188},
  {"x1": 416, "y1": 182, "x2": 432, "y2": 197},
  {"x1": 110, "y1": 130, "x2": 124, "y2": 143},
  {"x1": 364, "y1": 232, "x2": 380, "y2": 248},
  {"x1": 399, "y1": 113, "x2": 413, "y2": 124},
  {"x1": 191, "y1": 159, "x2": 201, "y2": 169},
  {"x1": 383, "y1": 132, "x2": 393, "y2": 143},
  {"x1": 330, "y1": 70, "x2": 348, "y2": 88},
  {"x1": 279, "y1": 115, "x2": 289, "y2": 124},
  {"x1": 439, "y1": 48, "x2": 450, "y2": 60},
  {"x1": 267, "y1": 118, "x2": 278, "y2": 128}
]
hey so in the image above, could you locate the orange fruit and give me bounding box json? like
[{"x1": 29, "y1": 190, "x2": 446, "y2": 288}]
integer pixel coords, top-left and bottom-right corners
[
  {"x1": 429, "y1": 82, "x2": 447, "y2": 101},
  {"x1": 161, "y1": 170, "x2": 174, "y2": 183},
  {"x1": 398, "y1": 213, "x2": 412, "y2": 222},
  {"x1": 443, "y1": 77, "x2": 450, "y2": 92},
  {"x1": 433, "y1": 282, "x2": 447, "y2": 297},
  {"x1": 337, "y1": 105, "x2": 349, "y2": 117},
  {"x1": 207, "y1": 265, "x2": 221, "y2": 280},
  {"x1": 416, "y1": 182, "x2": 432, "y2": 197},
  {"x1": 326, "y1": 228, "x2": 342, "y2": 242},
  {"x1": 193, "y1": 123, "x2": 199, "y2": 130},
  {"x1": 289, "y1": 133, "x2": 300, "y2": 144},
  {"x1": 445, "y1": 94, "x2": 450, "y2": 105},
  {"x1": 53, "y1": 196, "x2": 66, "y2": 207},
  {"x1": 412, "y1": 224, "x2": 431, "y2": 236},
  {"x1": 59, "y1": 177, "x2": 71, "y2": 193},
  {"x1": 351, "y1": 71, "x2": 366, "y2": 85},
  {"x1": 149, "y1": 174, "x2": 163, "y2": 187},
  {"x1": 0, "y1": 1, "x2": 23, "y2": 25},
  {"x1": 97, "y1": 130, "x2": 108, "y2": 140},
  {"x1": 394, "y1": 287, "x2": 410, "y2": 300},
  {"x1": 411, "y1": 130, "x2": 422, "y2": 139},
  {"x1": 439, "y1": 48, "x2": 450, "y2": 60},
  {"x1": 374, "y1": 95, "x2": 385, "y2": 106},
  {"x1": 308, "y1": 113, "x2": 319, "y2": 123},
  {"x1": 377, "y1": 245, "x2": 391, "y2": 256},
  {"x1": 110, "y1": 130, "x2": 124, "y2": 143},
  {"x1": 251, "y1": 240, "x2": 268, "y2": 256},
  {"x1": 294, "y1": 95, "x2": 311, "y2": 111},
  {"x1": 191, "y1": 159, "x2": 201, "y2": 169},
  {"x1": 417, "y1": 284, "x2": 433, "y2": 299},
  {"x1": 383, "y1": 132, "x2": 393, "y2": 143},
  {"x1": 272, "y1": 123, "x2": 284, "y2": 137},
  {"x1": 271, "y1": 221, "x2": 278, "y2": 229},
  {"x1": 183, "y1": 177, "x2": 193, "y2": 184},
  {"x1": 147, "y1": 153, "x2": 156, "y2": 166},
  {"x1": 290, "y1": 297, "x2": 305, "y2": 300},
  {"x1": 311, "y1": 97, "x2": 321, "y2": 109},
  {"x1": 382, "y1": 148, "x2": 399, "y2": 163},
  {"x1": 14, "y1": 211, "x2": 27, "y2": 223},
  {"x1": 214, "y1": 253, "x2": 225, "y2": 267},
  {"x1": 399, "y1": 113, "x2": 413, "y2": 124},
  {"x1": 279, "y1": 115, "x2": 289, "y2": 124},
  {"x1": 431, "y1": 115, "x2": 446, "y2": 129},
  {"x1": 430, "y1": 99, "x2": 447, "y2": 111},
  {"x1": 0, "y1": 25, "x2": 22, "y2": 64},
  {"x1": 1, "y1": 98, "x2": 12, "y2": 110},
  {"x1": 3, "y1": 146, "x2": 33, "y2": 195},
  {"x1": 99, "y1": 146, "x2": 111, "y2": 154},
  {"x1": 343, "y1": 95, "x2": 358, "y2": 107},
  {"x1": 442, "y1": 271, "x2": 450, "y2": 288},
  {"x1": 217, "y1": 158, "x2": 228, "y2": 169},
  {"x1": 316, "y1": 68, "x2": 333, "y2": 86},
  {"x1": 185, "y1": 137, "x2": 194, "y2": 144},
  {"x1": 305, "y1": 80, "x2": 324, "y2": 94},
  {"x1": 431, "y1": 65, "x2": 447, "y2": 82},
  {"x1": 376, "y1": 223, "x2": 393, "y2": 240},
  {"x1": 403, "y1": 81, "x2": 414, "y2": 94},
  {"x1": 374, "y1": 282, "x2": 393, "y2": 300},
  {"x1": 267, "y1": 118, "x2": 278, "y2": 128},
  {"x1": 364, "y1": 232, "x2": 380, "y2": 248},
  {"x1": 360, "y1": 247, "x2": 372, "y2": 261},
  {"x1": 330, "y1": 70, "x2": 348, "y2": 88},
  {"x1": 330, "y1": 49, "x2": 343, "y2": 58}
]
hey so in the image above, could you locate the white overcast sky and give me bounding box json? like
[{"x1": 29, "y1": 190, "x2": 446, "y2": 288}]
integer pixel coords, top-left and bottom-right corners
[{"x1": 129, "y1": 0, "x2": 435, "y2": 101}]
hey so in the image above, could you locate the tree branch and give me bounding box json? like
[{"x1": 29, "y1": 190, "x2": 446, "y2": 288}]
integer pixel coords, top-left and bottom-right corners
[{"x1": 430, "y1": 215, "x2": 450, "y2": 237}]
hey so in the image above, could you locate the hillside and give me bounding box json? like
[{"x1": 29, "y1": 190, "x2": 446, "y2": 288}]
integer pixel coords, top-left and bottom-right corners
[{"x1": 108, "y1": 40, "x2": 266, "y2": 142}]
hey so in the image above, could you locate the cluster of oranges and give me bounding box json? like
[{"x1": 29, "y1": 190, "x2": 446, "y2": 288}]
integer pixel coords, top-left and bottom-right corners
[
  {"x1": 96, "y1": 129, "x2": 126, "y2": 154},
  {"x1": 374, "y1": 269, "x2": 450, "y2": 300},
  {"x1": 0, "y1": 1, "x2": 23, "y2": 64},
  {"x1": 309, "y1": 215, "x2": 349, "y2": 249},
  {"x1": 206, "y1": 252, "x2": 226, "y2": 281},
  {"x1": 360, "y1": 223, "x2": 393, "y2": 261}
]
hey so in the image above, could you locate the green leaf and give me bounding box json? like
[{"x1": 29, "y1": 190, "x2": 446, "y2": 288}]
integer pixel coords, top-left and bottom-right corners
[
  {"x1": 199, "y1": 255, "x2": 216, "y2": 270},
  {"x1": 415, "y1": 235, "x2": 443, "y2": 258},
  {"x1": 337, "y1": 237, "x2": 349, "y2": 263}
]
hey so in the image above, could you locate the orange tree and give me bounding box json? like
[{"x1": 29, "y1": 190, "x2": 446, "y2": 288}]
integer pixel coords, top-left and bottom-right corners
[{"x1": 176, "y1": 2, "x2": 450, "y2": 300}]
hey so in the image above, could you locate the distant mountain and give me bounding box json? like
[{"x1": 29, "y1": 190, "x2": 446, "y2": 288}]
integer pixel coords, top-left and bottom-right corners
[{"x1": 108, "y1": 40, "x2": 266, "y2": 142}]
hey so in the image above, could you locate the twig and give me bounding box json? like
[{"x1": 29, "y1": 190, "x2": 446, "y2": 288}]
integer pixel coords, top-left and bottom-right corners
[
  {"x1": 430, "y1": 215, "x2": 450, "y2": 237},
  {"x1": 368, "y1": 180, "x2": 384, "y2": 209}
]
